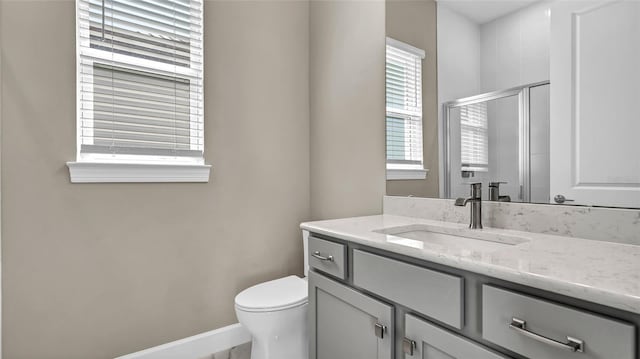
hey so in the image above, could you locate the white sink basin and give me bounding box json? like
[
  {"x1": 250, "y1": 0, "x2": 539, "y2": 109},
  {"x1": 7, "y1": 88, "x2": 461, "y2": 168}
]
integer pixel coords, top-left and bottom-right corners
[{"x1": 374, "y1": 224, "x2": 530, "y2": 252}]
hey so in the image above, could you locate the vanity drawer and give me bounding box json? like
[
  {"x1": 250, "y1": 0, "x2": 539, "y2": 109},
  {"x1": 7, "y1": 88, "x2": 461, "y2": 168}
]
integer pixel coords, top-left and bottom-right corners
[
  {"x1": 308, "y1": 236, "x2": 347, "y2": 280},
  {"x1": 353, "y1": 249, "x2": 464, "y2": 329},
  {"x1": 482, "y1": 285, "x2": 636, "y2": 359}
]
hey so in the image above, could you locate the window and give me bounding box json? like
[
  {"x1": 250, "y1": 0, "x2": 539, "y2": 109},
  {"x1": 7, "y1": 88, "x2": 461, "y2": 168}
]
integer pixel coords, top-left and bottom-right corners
[
  {"x1": 69, "y1": 0, "x2": 210, "y2": 183},
  {"x1": 460, "y1": 102, "x2": 489, "y2": 172},
  {"x1": 385, "y1": 38, "x2": 427, "y2": 180}
]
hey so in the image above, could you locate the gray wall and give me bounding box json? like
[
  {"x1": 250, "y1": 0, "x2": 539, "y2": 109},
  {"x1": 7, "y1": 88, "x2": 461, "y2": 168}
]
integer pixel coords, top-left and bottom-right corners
[
  {"x1": 309, "y1": 1, "x2": 386, "y2": 220},
  {"x1": 436, "y1": 5, "x2": 482, "y2": 102},
  {"x1": 479, "y1": 2, "x2": 550, "y2": 93},
  {"x1": 385, "y1": 0, "x2": 439, "y2": 198},
  {"x1": 1, "y1": 1, "x2": 310, "y2": 358}
]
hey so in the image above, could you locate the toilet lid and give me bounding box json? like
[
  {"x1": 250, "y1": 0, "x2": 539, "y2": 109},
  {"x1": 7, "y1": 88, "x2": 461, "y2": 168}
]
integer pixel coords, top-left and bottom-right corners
[{"x1": 235, "y1": 275, "x2": 308, "y2": 312}]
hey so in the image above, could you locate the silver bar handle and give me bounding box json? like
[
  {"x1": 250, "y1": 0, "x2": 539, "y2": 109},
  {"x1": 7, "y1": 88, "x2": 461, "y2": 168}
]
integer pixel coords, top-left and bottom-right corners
[
  {"x1": 312, "y1": 251, "x2": 334, "y2": 262},
  {"x1": 402, "y1": 338, "x2": 416, "y2": 355},
  {"x1": 509, "y1": 317, "x2": 584, "y2": 353}
]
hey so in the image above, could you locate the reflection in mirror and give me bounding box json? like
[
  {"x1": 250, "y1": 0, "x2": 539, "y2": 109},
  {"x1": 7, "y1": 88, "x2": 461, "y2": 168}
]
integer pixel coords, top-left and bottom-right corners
[
  {"x1": 385, "y1": 0, "x2": 640, "y2": 209},
  {"x1": 443, "y1": 82, "x2": 550, "y2": 203},
  {"x1": 385, "y1": 0, "x2": 439, "y2": 197}
]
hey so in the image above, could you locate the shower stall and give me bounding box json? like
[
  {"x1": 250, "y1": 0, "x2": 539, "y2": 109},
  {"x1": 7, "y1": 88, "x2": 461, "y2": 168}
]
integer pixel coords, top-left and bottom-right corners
[{"x1": 442, "y1": 81, "x2": 550, "y2": 203}]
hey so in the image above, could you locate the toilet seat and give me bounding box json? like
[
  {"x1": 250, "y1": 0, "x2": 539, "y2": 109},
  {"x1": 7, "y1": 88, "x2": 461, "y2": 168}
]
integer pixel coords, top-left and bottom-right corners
[{"x1": 235, "y1": 275, "x2": 308, "y2": 313}]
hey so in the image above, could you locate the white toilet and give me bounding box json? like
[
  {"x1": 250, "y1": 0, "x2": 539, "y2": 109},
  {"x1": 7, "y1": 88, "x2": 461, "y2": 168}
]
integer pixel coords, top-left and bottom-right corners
[{"x1": 234, "y1": 232, "x2": 310, "y2": 359}]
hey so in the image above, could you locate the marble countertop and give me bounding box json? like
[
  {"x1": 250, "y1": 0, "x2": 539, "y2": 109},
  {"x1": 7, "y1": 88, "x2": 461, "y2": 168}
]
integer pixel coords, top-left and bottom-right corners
[{"x1": 301, "y1": 215, "x2": 640, "y2": 315}]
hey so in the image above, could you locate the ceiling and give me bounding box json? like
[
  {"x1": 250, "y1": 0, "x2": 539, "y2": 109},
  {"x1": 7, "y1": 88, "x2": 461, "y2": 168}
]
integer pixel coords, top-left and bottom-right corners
[{"x1": 437, "y1": 0, "x2": 541, "y2": 24}]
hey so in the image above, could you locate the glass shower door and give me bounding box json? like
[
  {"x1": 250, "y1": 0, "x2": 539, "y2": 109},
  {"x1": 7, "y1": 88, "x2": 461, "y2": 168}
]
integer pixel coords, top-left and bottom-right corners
[
  {"x1": 443, "y1": 82, "x2": 551, "y2": 203},
  {"x1": 447, "y1": 94, "x2": 522, "y2": 201}
]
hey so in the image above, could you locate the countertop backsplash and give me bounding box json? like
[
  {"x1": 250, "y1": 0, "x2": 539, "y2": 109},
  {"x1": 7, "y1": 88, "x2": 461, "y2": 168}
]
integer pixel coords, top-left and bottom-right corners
[{"x1": 384, "y1": 196, "x2": 640, "y2": 246}]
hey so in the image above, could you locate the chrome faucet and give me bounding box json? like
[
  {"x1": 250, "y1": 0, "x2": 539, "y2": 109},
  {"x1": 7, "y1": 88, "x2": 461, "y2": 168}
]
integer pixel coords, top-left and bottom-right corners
[{"x1": 455, "y1": 183, "x2": 483, "y2": 229}]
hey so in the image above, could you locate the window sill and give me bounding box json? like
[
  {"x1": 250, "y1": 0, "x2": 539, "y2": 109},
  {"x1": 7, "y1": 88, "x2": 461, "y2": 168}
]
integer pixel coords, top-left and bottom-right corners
[
  {"x1": 386, "y1": 168, "x2": 429, "y2": 180},
  {"x1": 67, "y1": 162, "x2": 212, "y2": 183}
]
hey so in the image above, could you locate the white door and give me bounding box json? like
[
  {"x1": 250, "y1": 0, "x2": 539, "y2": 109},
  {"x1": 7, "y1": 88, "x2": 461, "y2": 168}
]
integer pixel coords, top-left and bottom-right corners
[{"x1": 549, "y1": 0, "x2": 640, "y2": 207}]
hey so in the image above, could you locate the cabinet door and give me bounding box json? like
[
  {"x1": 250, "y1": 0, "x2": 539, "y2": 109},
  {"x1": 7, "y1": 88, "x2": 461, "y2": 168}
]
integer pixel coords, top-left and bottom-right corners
[
  {"x1": 309, "y1": 271, "x2": 394, "y2": 359},
  {"x1": 404, "y1": 314, "x2": 509, "y2": 359},
  {"x1": 549, "y1": 0, "x2": 640, "y2": 207}
]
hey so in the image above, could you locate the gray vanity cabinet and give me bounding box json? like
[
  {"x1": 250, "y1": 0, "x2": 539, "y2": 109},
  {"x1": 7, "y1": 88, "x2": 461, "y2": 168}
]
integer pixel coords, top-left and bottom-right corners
[
  {"x1": 308, "y1": 271, "x2": 394, "y2": 359},
  {"x1": 403, "y1": 314, "x2": 508, "y2": 359},
  {"x1": 307, "y1": 235, "x2": 639, "y2": 359}
]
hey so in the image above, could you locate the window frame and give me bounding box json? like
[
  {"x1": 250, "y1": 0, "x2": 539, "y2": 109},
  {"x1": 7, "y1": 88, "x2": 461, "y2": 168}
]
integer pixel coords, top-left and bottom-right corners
[
  {"x1": 68, "y1": 0, "x2": 210, "y2": 183},
  {"x1": 459, "y1": 102, "x2": 489, "y2": 172},
  {"x1": 385, "y1": 37, "x2": 428, "y2": 181}
]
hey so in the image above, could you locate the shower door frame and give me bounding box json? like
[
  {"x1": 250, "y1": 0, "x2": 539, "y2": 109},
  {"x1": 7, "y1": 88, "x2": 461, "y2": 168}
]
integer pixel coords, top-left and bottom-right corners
[{"x1": 442, "y1": 81, "x2": 550, "y2": 201}]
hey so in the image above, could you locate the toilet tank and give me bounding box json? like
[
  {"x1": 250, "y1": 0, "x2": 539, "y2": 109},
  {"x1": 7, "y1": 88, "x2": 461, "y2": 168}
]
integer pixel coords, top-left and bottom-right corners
[{"x1": 302, "y1": 230, "x2": 309, "y2": 277}]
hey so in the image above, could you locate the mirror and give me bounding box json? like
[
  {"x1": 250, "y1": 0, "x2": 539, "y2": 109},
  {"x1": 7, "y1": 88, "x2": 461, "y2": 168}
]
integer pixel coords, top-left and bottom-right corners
[
  {"x1": 443, "y1": 83, "x2": 550, "y2": 203},
  {"x1": 385, "y1": 0, "x2": 640, "y2": 209}
]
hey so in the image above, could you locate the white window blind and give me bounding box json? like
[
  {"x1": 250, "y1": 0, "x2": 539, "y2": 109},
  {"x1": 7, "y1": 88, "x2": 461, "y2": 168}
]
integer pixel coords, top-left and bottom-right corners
[
  {"x1": 77, "y1": 0, "x2": 204, "y2": 163},
  {"x1": 460, "y1": 102, "x2": 489, "y2": 171},
  {"x1": 386, "y1": 38, "x2": 424, "y2": 169}
]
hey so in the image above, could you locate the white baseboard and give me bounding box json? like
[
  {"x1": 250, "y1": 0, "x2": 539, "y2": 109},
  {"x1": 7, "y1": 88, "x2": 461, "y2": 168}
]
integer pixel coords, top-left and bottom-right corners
[{"x1": 115, "y1": 323, "x2": 251, "y2": 359}]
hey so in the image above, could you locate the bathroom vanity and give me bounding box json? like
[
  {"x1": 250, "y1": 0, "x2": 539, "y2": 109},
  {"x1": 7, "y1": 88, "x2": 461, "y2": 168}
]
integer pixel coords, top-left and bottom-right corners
[
  {"x1": 301, "y1": 212, "x2": 640, "y2": 359},
  {"x1": 302, "y1": 0, "x2": 640, "y2": 356}
]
